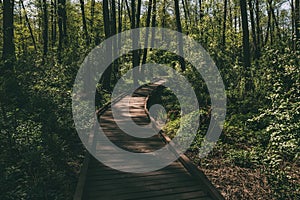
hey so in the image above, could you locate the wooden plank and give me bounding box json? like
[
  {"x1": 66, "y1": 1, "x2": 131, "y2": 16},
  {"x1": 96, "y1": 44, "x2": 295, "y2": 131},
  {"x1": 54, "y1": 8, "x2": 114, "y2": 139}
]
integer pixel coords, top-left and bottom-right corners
[
  {"x1": 86, "y1": 178, "x2": 204, "y2": 194},
  {"x1": 86, "y1": 176, "x2": 194, "y2": 190},
  {"x1": 86, "y1": 184, "x2": 207, "y2": 200},
  {"x1": 137, "y1": 191, "x2": 212, "y2": 200}
]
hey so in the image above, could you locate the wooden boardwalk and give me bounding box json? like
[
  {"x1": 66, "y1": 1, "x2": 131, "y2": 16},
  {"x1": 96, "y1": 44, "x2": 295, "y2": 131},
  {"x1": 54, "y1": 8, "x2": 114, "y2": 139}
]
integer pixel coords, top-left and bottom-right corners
[{"x1": 74, "y1": 81, "x2": 224, "y2": 200}]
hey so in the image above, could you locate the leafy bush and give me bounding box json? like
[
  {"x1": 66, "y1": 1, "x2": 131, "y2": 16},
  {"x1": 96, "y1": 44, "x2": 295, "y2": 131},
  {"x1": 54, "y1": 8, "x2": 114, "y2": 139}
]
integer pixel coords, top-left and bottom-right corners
[{"x1": 250, "y1": 49, "x2": 300, "y2": 199}]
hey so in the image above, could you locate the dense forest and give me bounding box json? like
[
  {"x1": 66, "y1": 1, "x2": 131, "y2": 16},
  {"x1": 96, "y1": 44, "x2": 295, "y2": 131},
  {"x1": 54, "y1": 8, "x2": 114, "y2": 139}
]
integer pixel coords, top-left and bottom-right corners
[{"x1": 0, "y1": 0, "x2": 299, "y2": 199}]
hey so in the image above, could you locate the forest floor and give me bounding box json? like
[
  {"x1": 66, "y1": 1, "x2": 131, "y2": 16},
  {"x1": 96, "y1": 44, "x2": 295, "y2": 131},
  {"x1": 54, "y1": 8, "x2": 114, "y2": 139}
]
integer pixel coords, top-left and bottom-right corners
[{"x1": 185, "y1": 151, "x2": 274, "y2": 200}]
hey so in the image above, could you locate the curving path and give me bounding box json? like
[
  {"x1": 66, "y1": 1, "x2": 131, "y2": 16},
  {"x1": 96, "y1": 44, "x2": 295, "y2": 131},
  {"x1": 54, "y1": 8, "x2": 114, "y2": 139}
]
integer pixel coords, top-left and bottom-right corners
[{"x1": 74, "y1": 81, "x2": 224, "y2": 200}]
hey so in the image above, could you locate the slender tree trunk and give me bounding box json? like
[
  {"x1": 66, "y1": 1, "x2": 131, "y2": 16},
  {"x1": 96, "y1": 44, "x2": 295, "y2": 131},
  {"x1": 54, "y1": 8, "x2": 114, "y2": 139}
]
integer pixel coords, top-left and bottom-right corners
[
  {"x1": 150, "y1": 0, "x2": 156, "y2": 48},
  {"x1": 51, "y1": 0, "x2": 57, "y2": 48},
  {"x1": 181, "y1": 0, "x2": 189, "y2": 30},
  {"x1": 238, "y1": 13, "x2": 241, "y2": 32},
  {"x1": 264, "y1": 9, "x2": 271, "y2": 46},
  {"x1": 38, "y1": 0, "x2": 43, "y2": 45},
  {"x1": 240, "y1": 0, "x2": 252, "y2": 92},
  {"x1": 3, "y1": 0, "x2": 15, "y2": 66},
  {"x1": 248, "y1": 0, "x2": 258, "y2": 59},
  {"x1": 184, "y1": 0, "x2": 191, "y2": 25},
  {"x1": 131, "y1": 0, "x2": 139, "y2": 87},
  {"x1": 141, "y1": 0, "x2": 152, "y2": 66},
  {"x1": 136, "y1": 0, "x2": 142, "y2": 66},
  {"x1": 101, "y1": 0, "x2": 112, "y2": 90},
  {"x1": 118, "y1": 0, "x2": 123, "y2": 49},
  {"x1": 57, "y1": 0, "x2": 67, "y2": 61},
  {"x1": 255, "y1": 0, "x2": 261, "y2": 57},
  {"x1": 57, "y1": 0, "x2": 64, "y2": 61},
  {"x1": 234, "y1": 6, "x2": 237, "y2": 34},
  {"x1": 20, "y1": 0, "x2": 37, "y2": 53},
  {"x1": 268, "y1": 0, "x2": 281, "y2": 41},
  {"x1": 62, "y1": 0, "x2": 67, "y2": 43},
  {"x1": 110, "y1": 0, "x2": 118, "y2": 81},
  {"x1": 161, "y1": 0, "x2": 166, "y2": 40},
  {"x1": 199, "y1": 0, "x2": 203, "y2": 21},
  {"x1": 222, "y1": 0, "x2": 227, "y2": 47},
  {"x1": 116, "y1": 0, "x2": 123, "y2": 78},
  {"x1": 103, "y1": 0, "x2": 110, "y2": 38},
  {"x1": 174, "y1": 0, "x2": 186, "y2": 71},
  {"x1": 124, "y1": 0, "x2": 131, "y2": 23},
  {"x1": 79, "y1": 0, "x2": 89, "y2": 46},
  {"x1": 90, "y1": 0, "x2": 95, "y2": 44},
  {"x1": 136, "y1": 0, "x2": 141, "y2": 28},
  {"x1": 292, "y1": 0, "x2": 295, "y2": 49},
  {"x1": 270, "y1": 12, "x2": 274, "y2": 45},
  {"x1": 140, "y1": 0, "x2": 152, "y2": 80},
  {"x1": 229, "y1": 0, "x2": 233, "y2": 29},
  {"x1": 94, "y1": 0, "x2": 100, "y2": 45},
  {"x1": 111, "y1": 0, "x2": 117, "y2": 36},
  {"x1": 18, "y1": 0, "x2": 25, "y2": 54},
  {"x1": 42, "y1": 0, "x2": 48, "y2": 56}
]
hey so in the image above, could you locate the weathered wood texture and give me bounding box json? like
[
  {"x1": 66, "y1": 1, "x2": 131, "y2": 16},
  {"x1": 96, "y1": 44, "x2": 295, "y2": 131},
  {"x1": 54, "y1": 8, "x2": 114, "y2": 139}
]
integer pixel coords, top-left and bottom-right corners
[{"x1": 75, "y1": 81, "x2": 223, "y2": 200}]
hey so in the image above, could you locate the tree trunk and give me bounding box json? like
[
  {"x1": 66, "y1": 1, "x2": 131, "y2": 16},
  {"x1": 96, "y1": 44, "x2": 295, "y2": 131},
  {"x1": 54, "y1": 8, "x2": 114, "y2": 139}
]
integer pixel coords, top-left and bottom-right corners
[
  {"x1": 2, "y1": 0, "x2": 15, "y2": 65},
  {"x1": 268, "y1": 0, "x2": 281, "y2": 41},
  {"x1": 110, "y1": 0, "x2": 118, "y2": 81},
  {"x1": 51, "y1": 0, "x2": 57, "y2": 48},
  {"x1": 264, "y1": 9, "x2": 271, "y2": 46},
  {"x1": 161, "y1": 0, "x2": 166, "y2": 39},
  {"x1": 222, "y1": 0, "x2": 227, "y2": 47},
  {"x1": 248, "y1": 0, "x2": 257, "y2": 59},
  {"x1": 101, "y1": 0, "x2": 112, "y2": 90},
  {"x1": 240, "y1": 0, "x2": 252, "y2": 92},
  {"x1": 62, "y1": 0, "x2": 67, "y2": 43},
  {"x1": 20, "y1": 0, "x2": 37, "y2": 53},
  {"x1": 136, "y1": 0, "x2": 142, "y2": 67},
  {"x1": 174, "y1": 0, "x2": 186, "y2": 71},
  {"x1": 136, "y1": 0, "x2": 141, "y2": 28},
  {"x1": 229, "y1": 0, "x2": 233, "y2": 28},
  {"x1": 140, "y1": 0, "x2": 152, "y2": 80},
  {"x1": 181, "y1": 0, "x2": 189, "y2": 30},
  {"x1": 124, "y1": 0, "x2": 131, "y2": 23},
  {"x1": 90, "y1": 0, "x2": 95, "y2": 44},
  {"x1": 110, "y1": 0, "x2": 117, "y2": 36},
  {"x1": 57, "y1": 0, "x2": 64, "y2": 62},
  {"x1": 79, "y1": 0, "x2": 89, "y2": 46},
  {"x1": 234, "y1": 5, "x2": 237, "y2": 34},
  {"x1": 103, "y1": 0, "x2": 110, "y2": 38},
  {"x1": 184, "y1": 0, "x2": 191, "y2": 26},
  {"x1": 255, "y1": 0, "x2": 261, "y2": 57},
  {"x1": 131, "y1": 0, "x2": 139, "y2": 87},
  {"x1": 118, "y1": 0, "x2": 123, "y2": 49},
  {"x1": 42, "y1": 0, "x2": 48, "y2": 56},
  {"x1": 199, "y1": 0, "x2": 203, "y2": 21},
  {"x1": 141, "y1": 0, "x2": 152, "y2": 66},
  {"x1": 150, "y1": 0, "x2": 156, "y2": 48},
  {"x1": 18, "y1": 0, "x2": 25, "y2": 54}
]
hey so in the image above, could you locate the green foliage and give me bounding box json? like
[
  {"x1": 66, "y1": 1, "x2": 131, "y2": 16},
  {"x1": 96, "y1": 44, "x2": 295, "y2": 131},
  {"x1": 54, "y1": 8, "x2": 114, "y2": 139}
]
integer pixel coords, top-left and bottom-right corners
[
  {"x1": 0, "y1": 54, "x2": 86, "y2": 199},
  {"x1": 161, "y1": 46, "x2": 300, "y2": 198},
  {"x1": 250, "y1": 48, "x2": 300, "y2": 199}
]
